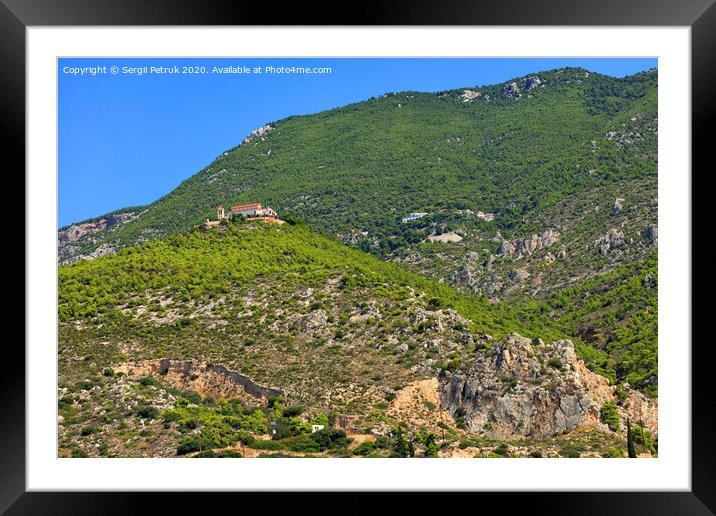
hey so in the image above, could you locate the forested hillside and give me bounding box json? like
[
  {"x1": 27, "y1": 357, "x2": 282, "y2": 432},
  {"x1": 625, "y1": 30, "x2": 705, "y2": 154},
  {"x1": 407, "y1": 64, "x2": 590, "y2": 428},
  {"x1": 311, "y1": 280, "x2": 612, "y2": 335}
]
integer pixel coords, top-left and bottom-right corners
[
  {"x1": 58, "y1": 67, "x2": 659, "y2": 457},
  {"x1": 58, "y1": 222, "x2": 656, "y2": 458}
]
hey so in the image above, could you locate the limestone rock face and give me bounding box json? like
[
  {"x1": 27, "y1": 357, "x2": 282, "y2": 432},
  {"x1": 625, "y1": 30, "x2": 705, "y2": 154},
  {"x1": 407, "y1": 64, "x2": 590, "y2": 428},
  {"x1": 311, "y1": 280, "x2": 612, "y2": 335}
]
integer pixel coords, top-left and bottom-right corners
[
  {"x1": 439, "y1": 333, "x2": 657, "y2": 439},
  {"x1": 643, "y1": 224, "x2": 658, "y2": 245},
  {"x1": 242, "y1": 124, "x2": 272, "y2": 144},
  {"x1": 613, "y1": 197, "x2": 625, "y2": 214},
  {"x1": 596, "y1": 228, "x2": 625, "y2": 255},
  {"x1": 509, "y1": 268, "x2": 530, "y2": 282},
  {"x1": 453, "y1": 265, "x2": 474, "y2": 286},
  {"x1": 502, "y1": 81, "x2": 520, "y2": 97},
  {"x1": 498, "y1": 229, "x2": 560, "y2": 257},
  {"x1": 459, "y1": 89, "x2": 481, "y2": 102},
  {"x1": 525, "y1": 76, "x2": 542, "y2": 89}
]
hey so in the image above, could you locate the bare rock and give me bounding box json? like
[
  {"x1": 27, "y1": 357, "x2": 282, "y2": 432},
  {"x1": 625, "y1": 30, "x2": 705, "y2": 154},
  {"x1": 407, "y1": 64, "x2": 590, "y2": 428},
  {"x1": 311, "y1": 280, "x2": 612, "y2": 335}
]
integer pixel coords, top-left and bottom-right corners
[
  {"x1": 509, "y1": 268, "x2": 530, "y2": 282},
  {"x1": 643, "y1": 224, "x2": 658, "y2": 245},
  {"x1": 525, "y1": 76, "x2": 542, "y2": 89},
  {"x1": 503, "y1": 81, "x2": 520, "y2": 97},
  {"x1": 439, "y1": 333, "x2": 658, "y2": 439},
  {"x1": 613, "y1": 198, "x2": 625, "y2": 214},
  {"x1": 596, "y1": 228, "x2": 625, "y2": 255},
  {"x1": 393, "y1": 343, "x2": 409, "y2": 355},
  {"x1": 459, "y1": 89, "x2": 482, "y2": 102},
  {"x1": 498, "y1": 229, "x2": 560, "y2": 257},
  {"x1": 242, "y1": 124, "x2": 272, "y2": 144}
]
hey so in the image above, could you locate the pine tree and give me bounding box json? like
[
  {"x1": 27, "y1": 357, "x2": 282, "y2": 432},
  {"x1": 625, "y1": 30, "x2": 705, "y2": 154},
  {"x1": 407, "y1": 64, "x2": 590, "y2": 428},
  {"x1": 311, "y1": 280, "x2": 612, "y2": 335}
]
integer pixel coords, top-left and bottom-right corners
[
  {"x1": 627, "y1": 418, "x2": 637, "y2": 458},
  {"x1": 391, "y1": 429, "x2": 409, "y2": 458}
]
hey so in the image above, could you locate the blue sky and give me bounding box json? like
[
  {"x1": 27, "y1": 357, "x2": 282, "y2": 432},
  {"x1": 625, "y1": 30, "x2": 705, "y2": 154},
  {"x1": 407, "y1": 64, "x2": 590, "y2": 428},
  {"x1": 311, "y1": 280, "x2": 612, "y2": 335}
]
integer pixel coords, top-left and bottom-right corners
[{"x1": 58, "y1": 57, "x2": 657, "y2": 227}]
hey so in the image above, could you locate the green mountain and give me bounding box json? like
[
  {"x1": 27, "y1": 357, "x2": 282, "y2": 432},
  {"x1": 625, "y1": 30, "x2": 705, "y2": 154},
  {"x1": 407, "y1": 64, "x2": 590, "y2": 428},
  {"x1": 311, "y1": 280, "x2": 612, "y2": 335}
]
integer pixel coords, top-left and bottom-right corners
[
  {"x1": 58, "y1": 221, "x2": 655, "y2": 458},
  {"x1": 59, "y1": 66, "x2": 657, "y2": 389},
  {"x1": 59, "y1": 67, "x2": 656, "y2": 262},
  {"x1": 57, "y1": 67, "x2": 658, "y2": 458}
]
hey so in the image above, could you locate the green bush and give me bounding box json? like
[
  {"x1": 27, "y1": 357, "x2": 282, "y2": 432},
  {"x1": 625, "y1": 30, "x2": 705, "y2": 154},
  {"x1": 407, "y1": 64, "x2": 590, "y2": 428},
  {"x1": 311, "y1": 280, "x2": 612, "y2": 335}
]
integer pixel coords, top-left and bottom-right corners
[
  {"x1": 352, "y1": 441, "x2": 375, "y2": 456},
  {"x1": 80, "y1": 425, "x2": 98, "y2": 436},
  {"x1": 139, "y1": 376, "x2": 159, "y2": 387},
  {"x1": 600, "y1": 401, "x2": 620, "y2": 432},
  {"x1": 282, "y1": 405, "x2": 304, "y2": 417},
  {"x1": 135, "y1": 405, "x2": 159, "y2": 419},
  {"x1": 493, "y1": 443, "x2": 510, "y2": 457},
  {"x1": 177, "y1": 436, "x2": 209, "y2": 455},
  {"x1": 310, "y1": 427, "x2": 347, "y2": 451},
  {"x1": 288, "y1": 437, "x2": 321, "y2": 453},
  {"x1": 249, "y1": 439, "x2": 284, "y2": 451}
]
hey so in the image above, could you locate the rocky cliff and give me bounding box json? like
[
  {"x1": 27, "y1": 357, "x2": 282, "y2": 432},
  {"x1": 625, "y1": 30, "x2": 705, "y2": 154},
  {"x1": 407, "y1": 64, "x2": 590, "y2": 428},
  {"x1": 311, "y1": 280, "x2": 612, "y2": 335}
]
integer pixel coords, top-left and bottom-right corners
[{"x1": 440, "y1": 333, "x2": 657, "y2": 439}]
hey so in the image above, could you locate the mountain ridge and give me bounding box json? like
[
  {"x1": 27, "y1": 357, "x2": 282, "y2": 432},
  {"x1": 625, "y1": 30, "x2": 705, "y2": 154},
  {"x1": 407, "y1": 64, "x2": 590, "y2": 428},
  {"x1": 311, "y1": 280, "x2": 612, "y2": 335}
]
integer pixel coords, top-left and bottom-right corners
[{"x1": 58, "y1": 61, "x2": 658, "y2": 445}]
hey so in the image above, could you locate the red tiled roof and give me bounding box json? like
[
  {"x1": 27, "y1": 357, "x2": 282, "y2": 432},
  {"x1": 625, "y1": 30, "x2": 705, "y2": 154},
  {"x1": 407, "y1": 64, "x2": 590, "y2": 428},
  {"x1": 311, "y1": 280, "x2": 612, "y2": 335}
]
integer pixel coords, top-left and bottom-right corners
[{"x1": 231, "y1": 203, "x2": 261, "y2": 210}]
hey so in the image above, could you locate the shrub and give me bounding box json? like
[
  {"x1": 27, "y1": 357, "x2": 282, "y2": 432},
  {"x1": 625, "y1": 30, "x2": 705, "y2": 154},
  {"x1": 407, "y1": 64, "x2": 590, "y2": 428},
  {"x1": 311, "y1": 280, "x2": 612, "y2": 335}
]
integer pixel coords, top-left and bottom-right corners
[
  {"x1": 162, "y1": 410, "x2": 182, "y2": 424},
  {"x1": 425, "y1": 440, "x2": 438, "y2": 457},
  {"x1": 135, "y1": 405, "x2": 159, "y2": 419},
  {"x1": 177, "y1": 436, "x2": 209, "y2": 455},
  {"x1": 249, "y1": 439, "x2": 284, "y2": 451},
  {"x1": 80, "y1": 425, "x2": 98, "y2": 436},
  {"x1": 559, "y1": 444, "x2": 583, "y2": 458},
  {"x1": 352, "y1": 441, "x2": 375, "y2": 456},
  {"x1": 310, "y1": 427, "x2": 347, "y2": 451},
  {"x1": 426, "y1": 298, "x2": 443, "y2": 311},
  {"x1": 600, "y1": 401, "x2": 620, "y2": 432},
  {"x1": 547, "y1": 357, "x2": 563, "y2": 370},
  {"x1": 288, "y1": 437, "x2": 321, "y2": 453},
  {"x1": 139, "y1": 376, "x2": 159, "y2": 387},
  {"x1": 237, "y1": 430, "x2": 256, "y2": 446},
  {"x1": 423, "y1": 400, "x2": 436, "y2": 411},
  {"x1": 374, "y1": 435, "x2": 391, "y2": 449},
  {"x1": 603, "y1": 448, "x2": 625, "y2": 458},
  {"x1": 493, "y1": 443, "x2": 510, "y2": 457},
  {"x1": 282, "y1": 405, "x2": 304, "y2": 418},
  {"x1": 390, "y1": 429, "x2": 410, "y2": 458},
  {"x1": 454, "y1": 407, "x2": 467, "y2": 429}
]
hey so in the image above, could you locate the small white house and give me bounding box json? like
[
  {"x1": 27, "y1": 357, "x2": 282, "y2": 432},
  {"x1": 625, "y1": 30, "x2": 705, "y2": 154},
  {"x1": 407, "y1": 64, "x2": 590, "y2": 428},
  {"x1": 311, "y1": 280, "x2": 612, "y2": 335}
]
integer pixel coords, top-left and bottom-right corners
[
  {"x1": 401, "y1": 212, "x2": 428, "y2": 223},
  {"x1": 311, "y1": 424, "x2": 325, "y2": 433}
]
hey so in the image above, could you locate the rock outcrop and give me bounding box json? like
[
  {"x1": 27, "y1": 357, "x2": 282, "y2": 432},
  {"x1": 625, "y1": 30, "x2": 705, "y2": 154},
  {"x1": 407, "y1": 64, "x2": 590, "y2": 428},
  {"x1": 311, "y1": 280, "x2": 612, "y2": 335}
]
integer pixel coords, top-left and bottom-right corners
[
  {"x1": 502, "y1": 81, "x2": 520, "y2": 97},
  {"x1": 643, "y1": 224, "x2": 658, "y2": 245},
  {"x1": 440, "y1": 333, "x2": 657, "y2": 439},
  {"x1": 612, "y1": 197, "x2": 625, "y2": 214},
  {"x1": 502, "y1": 76, "x2": 543, "y2": 97},
  {"x1": 459, "y1": 90, "x2": 481, "y2": 102},
  {"x1": 596, "y1": 228, "x2": 625, "y2": 255},
  {"x1": 242, "y1": 124, "x2": 272, "y2": 144},
  {"x1": 58, "y1": 212, "x2": 137, "y2": 252},
  {"x1": 497, "y1": 229, "x2": 560, "y2": 257}
]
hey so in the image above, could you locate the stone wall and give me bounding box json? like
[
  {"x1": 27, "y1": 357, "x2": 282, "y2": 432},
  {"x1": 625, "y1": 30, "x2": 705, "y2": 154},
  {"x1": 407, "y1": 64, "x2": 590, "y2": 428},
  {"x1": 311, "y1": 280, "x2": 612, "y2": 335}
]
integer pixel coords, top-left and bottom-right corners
[{"x1": 116, "y1": 358, "x2": 284, "y2": 402}]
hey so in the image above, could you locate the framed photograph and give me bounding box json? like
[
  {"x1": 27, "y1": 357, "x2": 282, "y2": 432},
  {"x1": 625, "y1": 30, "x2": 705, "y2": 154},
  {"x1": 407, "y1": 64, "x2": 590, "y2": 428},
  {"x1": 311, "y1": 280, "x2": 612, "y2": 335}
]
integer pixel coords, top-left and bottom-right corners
[{"x1": 4, "y1": 0, "x2": 711, "y2": 512}]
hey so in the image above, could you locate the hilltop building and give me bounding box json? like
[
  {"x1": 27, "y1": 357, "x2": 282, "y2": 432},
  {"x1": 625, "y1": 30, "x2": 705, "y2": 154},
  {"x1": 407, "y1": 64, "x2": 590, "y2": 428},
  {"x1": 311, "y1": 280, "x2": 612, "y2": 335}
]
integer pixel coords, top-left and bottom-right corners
[
  {"x1": 218, "y1": 202, "x2": 277, "y2": 220},
  {"x1": 206, "y1": 202, "x2": 282, "y2": 228}
]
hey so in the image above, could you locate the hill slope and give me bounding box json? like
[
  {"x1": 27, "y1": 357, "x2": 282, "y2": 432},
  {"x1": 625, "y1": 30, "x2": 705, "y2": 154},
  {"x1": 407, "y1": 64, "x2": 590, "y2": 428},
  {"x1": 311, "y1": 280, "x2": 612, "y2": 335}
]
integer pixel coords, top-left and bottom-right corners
[
  {"x1": 59, "y1": 66, "x2": 657, "y2": 270},
  {"x1": 58, "y1": 66, "x2": 658, "y2": 395},
  {"x1": 58, "y1": 221, "x2": 656, "y2": 458}
]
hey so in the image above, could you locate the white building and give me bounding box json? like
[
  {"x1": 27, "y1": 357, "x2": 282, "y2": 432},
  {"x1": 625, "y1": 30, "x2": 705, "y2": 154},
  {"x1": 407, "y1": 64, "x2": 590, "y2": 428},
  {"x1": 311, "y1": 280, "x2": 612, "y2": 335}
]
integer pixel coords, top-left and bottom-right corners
[
  {"x1": 401, "y1": 212, "x2": 428, "y2": 223},
  {"x1": 218, "y1": 202, "x2": 277, "y2": 220}
]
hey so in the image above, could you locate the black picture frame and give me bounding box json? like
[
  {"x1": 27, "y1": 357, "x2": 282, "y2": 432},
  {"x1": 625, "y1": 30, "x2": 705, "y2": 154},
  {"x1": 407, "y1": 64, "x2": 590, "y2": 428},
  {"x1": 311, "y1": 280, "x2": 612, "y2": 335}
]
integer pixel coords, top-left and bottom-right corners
[{"x1": 2, "y1": 0, "x2": 711, "y2": 513}]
